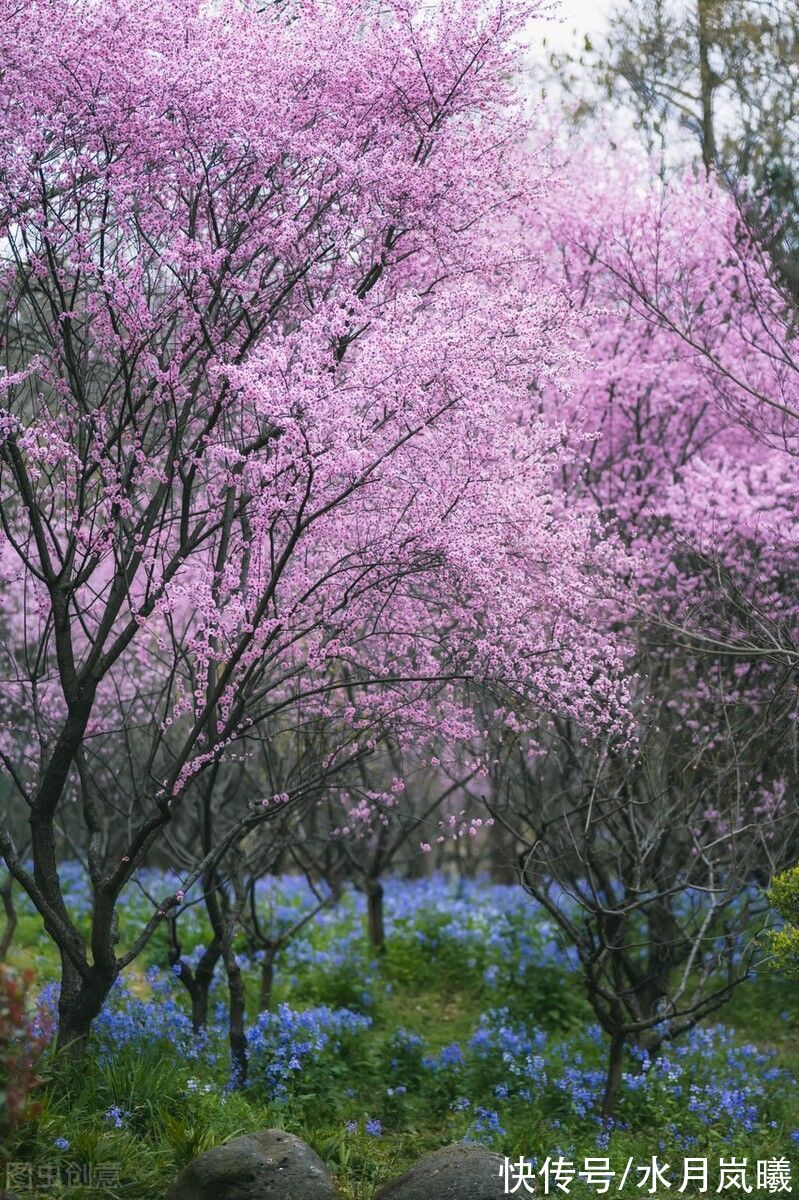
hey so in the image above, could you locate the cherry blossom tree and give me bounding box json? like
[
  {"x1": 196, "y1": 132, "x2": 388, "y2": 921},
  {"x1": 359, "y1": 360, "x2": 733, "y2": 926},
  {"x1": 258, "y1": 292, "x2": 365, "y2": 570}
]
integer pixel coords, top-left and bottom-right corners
[
  {"x1": 0, "y1": 0, "x2": 631, "y2": 1061},
  {"x1": 531, "y1": 143, "x2": 799, "y2": 681},
  {"x1": 486, "y1": 653, "x2": 794, "y2": 1117},
  {"x1": 480, "y1": 144, "x2": 799, "y2": 1113}
]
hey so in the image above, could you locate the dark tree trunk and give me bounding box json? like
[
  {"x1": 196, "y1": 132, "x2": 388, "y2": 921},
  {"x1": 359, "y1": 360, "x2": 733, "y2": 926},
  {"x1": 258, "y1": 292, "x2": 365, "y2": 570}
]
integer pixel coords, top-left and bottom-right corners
[
  {"x1": 259, "y1": 947, "x2": 276, "y2": 1012},
  {"x1": 55, "y1": 1007, "x2": 93, "y2": 1064},
  {"x1": 697, "y1": 0, "x2": 717, "y2": 171},
  {"x1": 224, "y1": 945, "x2": 248, "y2": 1085},
  {"x1": 172, "y1": 949, "x2": 222, "y2": 1034},
  {"x1": 202, "y1": 867, "x2": 249, "y2": 1084},
  {"x1": 0, "y1": 874, "x2": 17, "y2": 959},
  {"x1": 191, "y1": 940, "x2": 221, "y2": 1033},
  {"x1": 55, "y1": 958, "x2": 118, "y2": 1065},
  {"x1": 366, "y1": 879, "x2": 385, "y2": 951},
  {"x1": 167, "y1": 913, "x2": 223, "y2": 1034},
  {"x1": 189, "y1": 985, "x2": 208, "y2": 1033},
  {"x1": 601, "y1": 1032, "x2": 626, "y2": 1120}
]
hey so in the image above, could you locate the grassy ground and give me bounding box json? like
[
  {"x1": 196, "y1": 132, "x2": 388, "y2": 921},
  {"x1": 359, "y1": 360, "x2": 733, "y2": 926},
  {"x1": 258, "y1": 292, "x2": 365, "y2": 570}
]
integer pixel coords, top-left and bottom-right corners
[{"x1": 3, "y1": 875, "x2": 798, "y2": 1199}]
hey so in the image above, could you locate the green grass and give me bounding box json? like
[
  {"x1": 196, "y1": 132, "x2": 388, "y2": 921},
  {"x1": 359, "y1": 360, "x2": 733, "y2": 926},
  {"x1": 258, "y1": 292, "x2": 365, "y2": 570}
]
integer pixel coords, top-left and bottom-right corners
[
  {"x1": 725, "y1": 974, "x2": 799, "y2": 1057},
  {"x1": 3, "y1": 889, "x2": 799, "y2": 1199}
]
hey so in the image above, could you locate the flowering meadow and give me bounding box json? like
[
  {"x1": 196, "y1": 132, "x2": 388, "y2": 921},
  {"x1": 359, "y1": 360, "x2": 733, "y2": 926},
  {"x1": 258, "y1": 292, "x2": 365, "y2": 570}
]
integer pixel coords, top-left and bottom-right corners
[{"x1": 3, "y1": 869, "x2": 798, "y2": 1198}]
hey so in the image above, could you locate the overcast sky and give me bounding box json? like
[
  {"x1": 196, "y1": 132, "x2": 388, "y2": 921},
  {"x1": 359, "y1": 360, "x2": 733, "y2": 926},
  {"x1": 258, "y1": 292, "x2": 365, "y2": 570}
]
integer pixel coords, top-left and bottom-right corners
[{"x1": 535, "y1": 0, "x2": 611, "y2": 51}]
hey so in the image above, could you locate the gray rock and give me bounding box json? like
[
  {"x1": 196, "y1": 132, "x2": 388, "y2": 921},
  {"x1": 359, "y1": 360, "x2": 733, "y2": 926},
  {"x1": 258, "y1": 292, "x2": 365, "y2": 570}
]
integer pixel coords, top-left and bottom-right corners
[
  {"x1": 374, "y1": 1142, "x2": 508, "y2": 1200},
  {"x1": 165, "y1": 1128, "x2": 335, "y2": 1200}
]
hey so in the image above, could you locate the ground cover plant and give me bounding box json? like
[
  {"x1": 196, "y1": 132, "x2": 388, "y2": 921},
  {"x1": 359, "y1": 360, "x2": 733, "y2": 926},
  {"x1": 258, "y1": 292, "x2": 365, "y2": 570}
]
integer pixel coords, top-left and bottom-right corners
[{"x1": 2, "y1": 870, "x2": 799, "y2": 1198}]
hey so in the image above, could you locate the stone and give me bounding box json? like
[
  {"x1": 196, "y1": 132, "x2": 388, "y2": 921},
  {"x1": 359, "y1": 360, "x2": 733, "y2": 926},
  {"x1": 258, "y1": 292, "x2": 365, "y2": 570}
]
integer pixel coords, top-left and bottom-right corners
[
  {"x1": 165, "y1": 1127, "x2": 335, "y2": 1200},
  {"x1": 374, "y1": 1142, "x2": 508, "y2": 1200}
]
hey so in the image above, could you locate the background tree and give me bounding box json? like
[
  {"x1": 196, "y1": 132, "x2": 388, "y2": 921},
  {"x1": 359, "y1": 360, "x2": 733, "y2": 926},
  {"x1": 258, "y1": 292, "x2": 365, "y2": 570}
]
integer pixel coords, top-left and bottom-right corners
[
  {"x1": 472, "y1": 137, "x2": 799, "y2": 1112},
  {"x1": 487, "y1": 644, "x2": 795, "y2": 1117},
  {"x1": 541, "y1": 0, "x2": 799, "y2": 290}
]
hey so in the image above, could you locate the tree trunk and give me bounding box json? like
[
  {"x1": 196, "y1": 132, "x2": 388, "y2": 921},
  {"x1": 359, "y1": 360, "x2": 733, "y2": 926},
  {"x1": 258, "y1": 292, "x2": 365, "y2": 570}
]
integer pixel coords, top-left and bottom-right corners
[
  {"x1": 224, "y1": 946, "x2": 248, "y2": 1085},
  {"x1": 259, "y1": 947, "x2": 276, "y2": 1012},
  {"x1": 55, "y1": 959, "x2": 117, "y2": 1066},
  {"x1": 190, "y1": 980, "x2": 209, "y2": 1034},
  {"x1": 202, "y1": 862, "x2": 248, "y2": 1084},
  {"x1": 167, "y1": 910, "x2": 222, "y2": 1034},
  {"x1": 697, "y1": 0, "x2": 717, "y2": 171},
  {"x1": 191, "y1": 940, "x2": 221, "y2": 1033},
  {"x1": 601, "y1": 1032, "x2": 626, "y2": 1120},
  {"x1": 55, "y1": 1006, "x2": 93, "y2": 1064},
  {"x1": 366, "y1": 879, "x2": 385, "y2": 951},
  {"x1": 0, "y1": 874, "x2": 17, "y2": 959}
]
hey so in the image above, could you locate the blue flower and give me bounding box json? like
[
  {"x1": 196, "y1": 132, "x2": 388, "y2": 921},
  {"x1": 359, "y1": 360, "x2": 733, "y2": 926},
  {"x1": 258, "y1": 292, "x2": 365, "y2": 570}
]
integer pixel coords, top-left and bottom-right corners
[
  {"x1": 440, "y1": 1043, "x2": 464, "y2": 1068},
  {"x1": 104, "y1": 1105, "x2": 130, "y2": 1128},
  {"x1": 468, "y1": 1107, "x2": 507, "y2": 1143}
]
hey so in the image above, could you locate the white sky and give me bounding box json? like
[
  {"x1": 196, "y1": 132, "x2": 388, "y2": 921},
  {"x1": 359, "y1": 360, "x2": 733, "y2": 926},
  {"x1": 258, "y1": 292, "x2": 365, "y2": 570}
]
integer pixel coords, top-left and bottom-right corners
[{"x1": 534, "y1": 0, "x2": 611, "y2": 51}]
